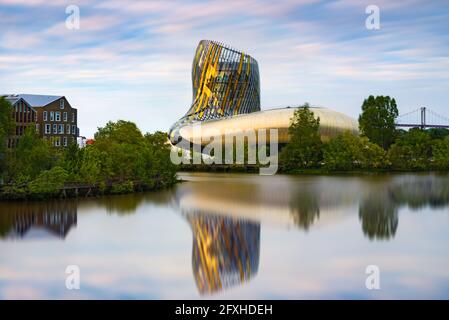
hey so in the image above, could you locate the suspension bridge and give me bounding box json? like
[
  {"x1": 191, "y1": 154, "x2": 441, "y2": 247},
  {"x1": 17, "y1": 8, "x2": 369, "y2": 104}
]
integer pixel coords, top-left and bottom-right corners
[{"x1": 395, "y1": 107, "x2": 449, "y2": 129}]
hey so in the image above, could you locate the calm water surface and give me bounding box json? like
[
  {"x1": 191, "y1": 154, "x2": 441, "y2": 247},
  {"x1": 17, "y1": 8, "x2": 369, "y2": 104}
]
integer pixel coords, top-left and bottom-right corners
[{"x1": 1, "y1": 172, "x2": 449, "y2": 299}]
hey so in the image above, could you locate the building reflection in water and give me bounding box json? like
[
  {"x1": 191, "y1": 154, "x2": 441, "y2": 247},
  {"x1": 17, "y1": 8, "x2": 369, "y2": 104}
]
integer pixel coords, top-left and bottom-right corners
[
  {"x1": 175, "y1": 174, "x2": 449, "y2": 296},
  {"x1": 185, "y1": 212, "x2": 260, "y2": 295},
  {"x1": 176, "y1": 174, "x2": 449, "y2": 244},
  {"x1": 0, "y1": 201, "x2": 77, "y2": 239},
  {"x1": 1, "y1": 173, "x2": 448, "y2": 295}
]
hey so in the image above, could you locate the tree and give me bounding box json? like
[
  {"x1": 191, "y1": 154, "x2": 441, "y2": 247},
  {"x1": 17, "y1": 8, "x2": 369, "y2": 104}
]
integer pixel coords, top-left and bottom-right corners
[
  {"x1": 6, "y1": 126, "x2": 54, "y2": 182},
  {"x1": 323, "y1": 131, "x2": 388, "y2": 171},
  {"x1": 86, "y1": 121, "x2": 177, "y2": 187},
  {"x1": 94, "y1": 120, "x2": 143, "y2": 144},
  {"x1": 94, "y1": 120, "x2": 145, "y2": 182},
  {"x1": 388, "y1": 128, "x2": 432, "y2": 170},
  {"x1": 59, "y1": 142, "x2": 83, "y2": 180},
  {"x1": 28, "y1": 166, "x2": 68, "y2": 196},
  {"x1": 359, "y1": 95, "x2": 399, "y2": 149},
  {"x1": 427, "y1": 128, "x2": 449, "y2": 140},
  {"x1": 280, "y1": 104, "x2": 323, "y2": 171},
  {"x1": 79, "y1": 146, "x2": 105, "y2": 184},
  {"x1": 433, "y1": 136, "x2": 449, "y2": 170},
  {"x1": 143, "y1": 131, "x2": 177, "y2": 186},
  {"x1": 0, "y1": 97, "x2": 15, "y2": 180}
]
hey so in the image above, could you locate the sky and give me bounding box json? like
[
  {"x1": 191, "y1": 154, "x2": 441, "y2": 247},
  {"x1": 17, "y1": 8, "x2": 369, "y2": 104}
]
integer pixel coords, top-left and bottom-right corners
[{"x1": 1, "y1": 0, "x2": 449, "y2": 138}]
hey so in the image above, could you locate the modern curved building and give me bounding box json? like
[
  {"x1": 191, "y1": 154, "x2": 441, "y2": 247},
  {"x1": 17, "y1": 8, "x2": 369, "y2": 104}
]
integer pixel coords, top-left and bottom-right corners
[{"x1": 169, "y1": 40, "x2": 358, "y2": 146}]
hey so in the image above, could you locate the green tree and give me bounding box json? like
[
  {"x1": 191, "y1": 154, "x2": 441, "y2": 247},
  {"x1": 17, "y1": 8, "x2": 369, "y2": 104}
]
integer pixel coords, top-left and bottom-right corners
[
  {"x1": 280, "y1": 104, "x2": 323, "y2": 171},
  {"x1": 87, "y1": 121, "x2": 177, "y2": 188},
  {"x1": 323, "y1": 131, "x2": 388, "y2": 171},
  {"x1": 58, "y1": 142, "x2": 83, "y2": 180},
  {"x1": 94, "y1": 120, "x2": 145, "y2": 182},
  {"x1": 143, "y1": 131, "x2": 177, "y2": 187},
  {"x1": 388, "y1": 128, "x2": 432, "y2": 170},
  {"x1": 79, "y1": 146, "x2": 105, "y2": 184},
  {"x1": 6, "y1": 126, "x2": 54, "y2": 182},
  {"x1": 427, "y1": 128, "x2": 449, "y2": 140},
  {"x1": 0, "y1": 97, "x2": 15, "y2": 180},
  {"x1": 359, "y1": 95, "x2": 399, "y2": 149},
  {"x1": 28, "y1": 166, "x2": 68, "y2": 196},
  {"x1": 433, "y1": 136, "x2": 449, "y2": 170},
  {"x1": 95, "y1": 120, "x2": 143, "y2": 144}
]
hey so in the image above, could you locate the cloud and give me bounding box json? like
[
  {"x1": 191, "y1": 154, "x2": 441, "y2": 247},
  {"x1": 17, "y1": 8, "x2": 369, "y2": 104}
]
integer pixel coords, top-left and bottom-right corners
[{"x1": 0, "y1": 0, "x2": 448, "y2": 137}]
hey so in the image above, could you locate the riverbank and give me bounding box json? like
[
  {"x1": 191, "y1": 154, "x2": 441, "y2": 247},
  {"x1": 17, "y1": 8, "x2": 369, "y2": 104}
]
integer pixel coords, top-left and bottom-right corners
[
  {"x1": 179, "y1": 164, "x2": 449, "y2": 176},
  {"x1": 0, "y1": 178, "x2": 177, "y2": 201}
]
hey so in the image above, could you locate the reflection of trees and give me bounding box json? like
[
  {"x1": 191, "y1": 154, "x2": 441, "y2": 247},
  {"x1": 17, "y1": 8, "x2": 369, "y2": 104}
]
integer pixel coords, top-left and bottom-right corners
[
  {"x1": 98, "y1": 194, "x2": 145, "y2": 214},
  {"x1": 91, "y1": 189, "x2": 175, "y2": 215},
  {"x1": 289, "y1": 191, "x2": 320, "y2": 230},
  {"x1": 389, "y1": 176, "x2": 449, "y2": 209},
  {"x1": 358, "y1": 196, "x2": 398, "y2": 240},
  {"x1": 358, "y1": 175, "x2": 449, "y2": 241},
  {"x1": 186, "y1": 212, "x2": 260, "y2": 295},
  {"x1": 0, "y1": 201, "x2": 77, "y2": 239}
]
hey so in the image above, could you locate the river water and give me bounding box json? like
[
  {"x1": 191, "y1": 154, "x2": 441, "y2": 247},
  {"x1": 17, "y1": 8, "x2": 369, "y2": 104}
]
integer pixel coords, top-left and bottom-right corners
[{"x1": 1, "y1": 172, "x2": 449, "y2": 299}]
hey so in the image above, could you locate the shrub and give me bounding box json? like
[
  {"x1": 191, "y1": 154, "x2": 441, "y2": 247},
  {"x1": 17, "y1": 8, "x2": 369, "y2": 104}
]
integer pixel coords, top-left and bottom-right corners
[
  {"x1": 110, "y1": 180, "x2": 134, "y2": 194},
  {"x1": 28, "y1": 166, "x2": 68, "y2": 196}
]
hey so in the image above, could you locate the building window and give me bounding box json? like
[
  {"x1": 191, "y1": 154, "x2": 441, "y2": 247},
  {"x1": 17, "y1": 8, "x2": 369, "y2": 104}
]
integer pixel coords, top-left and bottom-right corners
[
  {"x1": 43, "y1": 111, "x2": 48, "y2": 121},
  {"x1": 63, "y1": 136, "x2": 68, "y2": 147},
  {"x1": 66, "y1": 124, "x2": 71, "y2": 134},
  {"x1": 71, "y1": 113, "x2": 75, "y2": 123},
  {"x1": 72, "y1": 125, "x2": 76, "y2": 136},
  {"x1": 53, "y1": 124, "x2": 57, "y2": 134},
  {"x1": 50, "y1": 111, "x2": 54, "y2": 121},
  {"x1": 55, "y1": 112, "x2": 61, "y2": 121},
  {"x1": 55, "y1": 137, "x2": 60, "y2": 147},
  {"x1": 58, "y1": 124, "x2": 64, "y2": 134},
  {"x1": 45, "y1": 124, "x2": 51, "y2": 134},
  {"x1": 60, "y1": 99, "x2": 64, "y2": 109},
  {"x1": 63, "y1": 112, "x2": 67, "y2": 122}
]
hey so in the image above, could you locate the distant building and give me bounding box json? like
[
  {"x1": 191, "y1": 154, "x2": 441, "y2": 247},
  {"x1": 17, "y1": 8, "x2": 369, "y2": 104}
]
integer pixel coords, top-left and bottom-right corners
[
  {"x1": 3, "y1": 95, "x2": 37, "y2": 148},
  {"x1": 77, "y1": 136, "x2": 87, "y2": 148},
  {"x1": 6, "y1": 94, "x2": 79, "y2": 147}
]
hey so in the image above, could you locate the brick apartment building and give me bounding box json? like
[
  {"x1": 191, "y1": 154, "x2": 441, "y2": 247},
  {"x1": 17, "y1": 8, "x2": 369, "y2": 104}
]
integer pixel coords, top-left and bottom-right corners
[
  {"x1": 3, "y1": 94, "x2": 79, "y2": 147},
  {"x1": 3, "y1": 95, "x2": 37, "y2": 148}
]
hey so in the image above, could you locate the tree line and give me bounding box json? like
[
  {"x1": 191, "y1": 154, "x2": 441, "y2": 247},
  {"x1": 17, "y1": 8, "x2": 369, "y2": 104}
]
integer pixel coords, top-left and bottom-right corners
[
  {"x1": 0, "y1": 97, "x2": 177, "y2": 199},
  {"x1": 280, "y1": 96, "x2": 449, "y2": 172}
]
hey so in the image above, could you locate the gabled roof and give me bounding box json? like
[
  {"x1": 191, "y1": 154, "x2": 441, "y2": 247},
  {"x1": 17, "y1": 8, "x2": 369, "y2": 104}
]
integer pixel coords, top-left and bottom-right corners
[
  {"x1": 17, "y1": 94, "x2": 63, "y2": 107},
  {"x1": 2, "y1": 94, "x2": 33, "y2": 109},
  {"x1": 3, "y1": 94, "x2": 21, "y2": 105}
]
